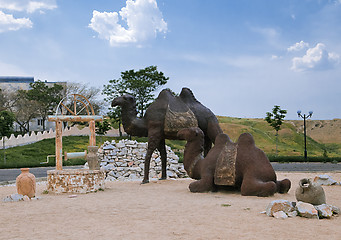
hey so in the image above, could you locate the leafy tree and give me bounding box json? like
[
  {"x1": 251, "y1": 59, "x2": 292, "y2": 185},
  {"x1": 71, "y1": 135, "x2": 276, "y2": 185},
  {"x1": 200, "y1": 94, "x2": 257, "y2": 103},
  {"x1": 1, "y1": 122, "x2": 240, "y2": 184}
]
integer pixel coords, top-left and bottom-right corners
[
  {"x1": 6, "y1": 90, "x2": 38, "y2": 133},
  {"x1": 95, "y1": 118, "x2": 111, "y2": 143},
  {"x1": 103, "y1": 65, "x2": 169, "y2": 134},
  {"x1": 0, "y1": 110, "x2": 14, "y2": 164},
  {"x1": 107, "y1": 107, "x2": 123, "y2": 137},
  {"x1": 104, "y1": 65, "x2": 169, "y2": 117},
  {"x1": 265, "y1": 105, "x2": 287, "y2": 155},
  {"x1": 0, "y1": 89, "x2": 5, "y2": 111},
  {"x1": 0, "y1": 110, "x2": 15, "y2": 138},
  {"x1": 95, "y1": 118, "x2": 111, "y2": 136},
  {"x1": 22, "y1": 80, "x2": 65, "y2": 131}
]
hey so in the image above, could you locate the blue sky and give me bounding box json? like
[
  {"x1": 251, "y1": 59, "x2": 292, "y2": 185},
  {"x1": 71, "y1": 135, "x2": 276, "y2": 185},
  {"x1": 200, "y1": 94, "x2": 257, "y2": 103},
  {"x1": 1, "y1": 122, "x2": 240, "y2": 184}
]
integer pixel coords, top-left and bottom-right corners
[{"x1": 0, "y1": 0, "x2": 340, "y2": 120}]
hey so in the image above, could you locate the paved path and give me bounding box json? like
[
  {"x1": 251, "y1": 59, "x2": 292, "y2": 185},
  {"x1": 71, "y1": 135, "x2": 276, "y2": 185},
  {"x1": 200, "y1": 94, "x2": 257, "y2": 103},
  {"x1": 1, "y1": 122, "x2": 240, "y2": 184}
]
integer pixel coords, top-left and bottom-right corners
[
  {"x1": 1, "y1": 163, "x2": 341, "y2": 184},
  {"x1": 271, "y1": 162, "x2": 341, "y2": 172},
  {"x1": 0, "y1": 166, "x2": 82, "y2": 184}
]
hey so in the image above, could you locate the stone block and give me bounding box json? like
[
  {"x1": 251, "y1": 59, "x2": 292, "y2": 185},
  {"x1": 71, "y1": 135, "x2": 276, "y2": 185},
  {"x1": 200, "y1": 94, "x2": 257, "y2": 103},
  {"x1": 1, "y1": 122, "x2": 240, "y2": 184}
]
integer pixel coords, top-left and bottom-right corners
[{"x1": 47, "y1": 169, "x2": 105, "y2": 194}]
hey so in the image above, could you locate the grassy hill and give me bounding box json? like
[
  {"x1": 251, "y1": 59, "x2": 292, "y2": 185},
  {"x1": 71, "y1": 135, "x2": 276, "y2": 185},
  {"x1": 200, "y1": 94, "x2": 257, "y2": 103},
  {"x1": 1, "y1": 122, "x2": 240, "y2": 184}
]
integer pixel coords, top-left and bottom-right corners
[
  {"x1": 217, "y1": 116, "x2": 341, "y2": 158},
  {"x1": 0, "y1": 117, "x2": 340, "y2": 168}
]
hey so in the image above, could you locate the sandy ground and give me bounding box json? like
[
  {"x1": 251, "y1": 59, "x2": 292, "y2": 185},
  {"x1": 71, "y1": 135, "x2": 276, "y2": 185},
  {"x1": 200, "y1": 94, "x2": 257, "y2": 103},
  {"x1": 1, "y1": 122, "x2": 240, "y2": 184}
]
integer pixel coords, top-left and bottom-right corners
[{"x1": 1, "y1": 172, "x2": 341, "y2": 240}]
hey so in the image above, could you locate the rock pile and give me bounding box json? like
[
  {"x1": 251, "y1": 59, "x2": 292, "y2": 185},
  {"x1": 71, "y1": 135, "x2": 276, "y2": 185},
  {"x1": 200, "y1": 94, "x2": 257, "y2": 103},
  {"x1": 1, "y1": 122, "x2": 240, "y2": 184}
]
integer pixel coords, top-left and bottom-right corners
[
  {"x1": 94, "y1": 140, "x2": 188, "y2": 181},
  {"x1": 2, "y1": 193, "x2": 41, "y2": 202},
  {"x1": 265, "y1": 199, "x2": 340, "y2": 219}
]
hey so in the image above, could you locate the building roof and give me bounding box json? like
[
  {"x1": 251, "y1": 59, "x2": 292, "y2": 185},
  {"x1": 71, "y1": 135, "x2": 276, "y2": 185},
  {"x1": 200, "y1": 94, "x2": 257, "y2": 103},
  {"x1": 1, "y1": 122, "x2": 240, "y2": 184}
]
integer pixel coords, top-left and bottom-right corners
[{"x1": 0, "y1": 76, "x2": 34, "y2": 83}]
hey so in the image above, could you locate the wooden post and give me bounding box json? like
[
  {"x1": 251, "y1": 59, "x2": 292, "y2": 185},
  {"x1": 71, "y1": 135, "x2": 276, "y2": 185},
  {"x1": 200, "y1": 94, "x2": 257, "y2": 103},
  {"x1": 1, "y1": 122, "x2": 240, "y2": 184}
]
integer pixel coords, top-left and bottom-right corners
[
  {"x1": 55, "y1": 120, "x2": 63, "y2": 170},
  {"x1": 89, "y1": 120, "x2": 96, "y2": 146}
]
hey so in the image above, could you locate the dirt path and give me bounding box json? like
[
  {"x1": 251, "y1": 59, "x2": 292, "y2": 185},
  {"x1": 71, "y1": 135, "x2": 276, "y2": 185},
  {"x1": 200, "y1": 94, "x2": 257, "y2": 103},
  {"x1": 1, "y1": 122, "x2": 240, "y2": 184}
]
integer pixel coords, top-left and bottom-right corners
[{"x1": 1, "y1": 172, "x2": 341, "y2": 240}]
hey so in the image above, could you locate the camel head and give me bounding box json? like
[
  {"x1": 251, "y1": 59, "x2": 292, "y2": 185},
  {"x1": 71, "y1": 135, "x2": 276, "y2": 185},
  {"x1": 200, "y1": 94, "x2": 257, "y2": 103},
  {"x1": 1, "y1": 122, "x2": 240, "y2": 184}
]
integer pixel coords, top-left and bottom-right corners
[
  {"x1": 177, "y1": 127, "x2": 204, "y2": 141},
  {"x1": 112, "y1": 94, "x2": 136, "y2": 108},
  {"x1": 214, "y1": 133, "x2": 233, "y2": 146}
]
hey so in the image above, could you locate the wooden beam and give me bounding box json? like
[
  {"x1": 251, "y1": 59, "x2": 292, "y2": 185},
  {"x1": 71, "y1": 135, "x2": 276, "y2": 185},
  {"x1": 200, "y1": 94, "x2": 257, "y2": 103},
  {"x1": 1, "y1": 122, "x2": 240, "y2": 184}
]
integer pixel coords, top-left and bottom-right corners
[{"x1": 48, "y1": 115, "x2": 103, "y2": 122}]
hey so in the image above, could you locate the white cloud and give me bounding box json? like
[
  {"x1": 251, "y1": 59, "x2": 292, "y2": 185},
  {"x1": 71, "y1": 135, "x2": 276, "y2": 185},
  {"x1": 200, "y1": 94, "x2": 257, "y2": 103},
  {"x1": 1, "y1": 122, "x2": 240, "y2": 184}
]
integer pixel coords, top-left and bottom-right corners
[
  {"x1": 291, "y1": 43, "x2": 339, "y2": 71},
  {"x1": 287, "y1": 40, "x2": 309, "y2": 52},
  {"x1": 0, "y1": 10, "x2": 32, "y2": 32},
  {"x1": 0, "y1": 0, "x2": 57, "y2": 13},
  {"x1": 89, "y1": 0, "x2": 167, "y2": 46}
]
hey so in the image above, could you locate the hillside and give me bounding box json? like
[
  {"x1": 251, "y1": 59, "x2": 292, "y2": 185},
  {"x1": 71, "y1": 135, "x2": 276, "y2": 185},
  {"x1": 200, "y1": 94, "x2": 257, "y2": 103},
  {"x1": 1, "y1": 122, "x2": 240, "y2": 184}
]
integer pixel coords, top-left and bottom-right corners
[{"x1": 217, "y1": 116, "x2": 341, "y2": 157}]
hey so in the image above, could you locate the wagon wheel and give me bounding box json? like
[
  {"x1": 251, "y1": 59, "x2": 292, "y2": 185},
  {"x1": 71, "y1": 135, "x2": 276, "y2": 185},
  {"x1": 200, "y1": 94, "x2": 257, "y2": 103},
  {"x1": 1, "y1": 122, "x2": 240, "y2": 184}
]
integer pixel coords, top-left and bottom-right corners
[{"x1": 55, "y1": 94, "x2": 95, "y2": 116}]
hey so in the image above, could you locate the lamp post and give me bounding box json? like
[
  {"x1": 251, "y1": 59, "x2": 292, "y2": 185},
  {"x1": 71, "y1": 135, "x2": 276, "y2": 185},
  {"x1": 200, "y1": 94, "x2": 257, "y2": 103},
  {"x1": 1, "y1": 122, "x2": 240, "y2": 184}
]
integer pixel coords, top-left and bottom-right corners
[{"x1": 297, "y1": 110, "x2": 313, "y2": 160}]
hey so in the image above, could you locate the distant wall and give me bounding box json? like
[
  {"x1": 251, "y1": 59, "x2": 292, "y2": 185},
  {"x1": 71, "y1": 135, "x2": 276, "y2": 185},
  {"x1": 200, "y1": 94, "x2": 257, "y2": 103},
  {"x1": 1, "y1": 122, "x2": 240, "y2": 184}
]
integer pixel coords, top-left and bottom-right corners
[{"x1": 0, "y1": 126, "x2": 123, "y2": 149}]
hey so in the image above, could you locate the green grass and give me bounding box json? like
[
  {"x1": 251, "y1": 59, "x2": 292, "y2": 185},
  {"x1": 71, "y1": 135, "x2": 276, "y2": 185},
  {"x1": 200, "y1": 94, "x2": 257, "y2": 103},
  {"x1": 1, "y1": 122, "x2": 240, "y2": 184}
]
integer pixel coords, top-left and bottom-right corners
[
  {"x1": 0, "y1": 116, "x2": 340, "y2": 168},
  {"x1": 217, "y1": 116, "x2": 341, "y2": 158}
]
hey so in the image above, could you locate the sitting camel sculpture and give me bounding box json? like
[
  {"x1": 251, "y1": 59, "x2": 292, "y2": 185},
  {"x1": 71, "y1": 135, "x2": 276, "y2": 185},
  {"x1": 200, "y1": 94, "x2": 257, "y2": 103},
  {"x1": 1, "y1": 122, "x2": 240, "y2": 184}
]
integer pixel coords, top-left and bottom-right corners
[
  {"x1": 177, "y1": 127, "x2": 291, "y2": 196},
  {"x1": 112, "y1": 88, "x2": 222, "y2": 184}
]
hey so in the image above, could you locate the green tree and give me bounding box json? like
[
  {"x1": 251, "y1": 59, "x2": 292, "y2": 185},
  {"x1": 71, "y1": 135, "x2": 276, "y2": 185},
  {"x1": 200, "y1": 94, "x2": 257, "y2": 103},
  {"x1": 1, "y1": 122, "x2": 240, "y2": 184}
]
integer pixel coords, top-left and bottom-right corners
[
  {"x1": 265, "y1": 105, "x2": 287, "y2": 155},
  {"x1": 0, "y1": 110, "x2": 15, "y2": 138},
  {"x1": 107, "y1": 107, "x2": 123, "y2": 137},
  {"x1": 95, "y1": 118, "x2": 111, "y2": 144},
  {"x1": 0, "y1": 110, "x2": 15, "y2": 163},
  {"x1": 103, "y1": 65, "x2": 169, "y2": 133},
  {"x1": 22, "y1": 80, "x2": 65, "y2": 131},
  {"x1": 104, "y1": 65, "x2": 169, "y2": 117}
]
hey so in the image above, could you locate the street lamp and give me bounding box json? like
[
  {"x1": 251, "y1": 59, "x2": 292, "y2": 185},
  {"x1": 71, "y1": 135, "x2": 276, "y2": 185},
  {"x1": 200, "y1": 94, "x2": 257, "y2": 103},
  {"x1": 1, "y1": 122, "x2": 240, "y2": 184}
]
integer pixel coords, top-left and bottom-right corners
[{"x1": 297, "y1": 110, "x2": 313, "y2": 160}]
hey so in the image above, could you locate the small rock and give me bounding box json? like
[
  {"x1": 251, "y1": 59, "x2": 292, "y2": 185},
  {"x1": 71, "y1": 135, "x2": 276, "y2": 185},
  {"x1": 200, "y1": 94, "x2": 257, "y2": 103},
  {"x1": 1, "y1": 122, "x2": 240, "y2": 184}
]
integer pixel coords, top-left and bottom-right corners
[
  {"x1": 315, "y1": 204, "x2": 333, "y2": 218},
  {"x1": 68, "y1": 195, "x2": 77, "y2": 198},
  {"x1": 313, "y1": 175, "x2": 338, "y2": 186},
  {"x1": 23, "y1": 195, "x2": 30, "y2": 201},
  {"x1": 273, "y1": 211, "x2": 288, "y2": 219},
  {"x1": 287, "y1": 211, "x2": 298, "y2": 218},
  {"x1": 296, "y1": 201, "x2": 319, "y2": 219},
  {"x1": 2, "y1": 194, "x2": 24, "y2": 202},
  {"x1": 103, "y1": 144, "x2": 115, "y2": 150},
  {"x1": 331, "y1": 205, "x2": 340, "y2": 215}
]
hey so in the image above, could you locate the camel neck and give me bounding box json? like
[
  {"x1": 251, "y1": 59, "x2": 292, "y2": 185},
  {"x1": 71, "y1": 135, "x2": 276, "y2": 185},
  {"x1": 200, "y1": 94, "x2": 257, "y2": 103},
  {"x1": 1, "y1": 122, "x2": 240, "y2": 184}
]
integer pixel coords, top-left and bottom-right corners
[{"x1": 120, "y1": 105, "x2": 147, "y2": 137}]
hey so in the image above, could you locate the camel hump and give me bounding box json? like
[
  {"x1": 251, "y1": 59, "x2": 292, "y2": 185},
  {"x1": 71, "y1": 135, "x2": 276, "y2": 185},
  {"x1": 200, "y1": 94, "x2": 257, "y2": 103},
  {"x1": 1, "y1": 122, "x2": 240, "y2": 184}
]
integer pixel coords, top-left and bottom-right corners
[
  {"x1": 157, "y1": 89, "x2": 190, "y2": 112},
  {"x1": 214, "y1": 141, "x2": 238, "y2": 186},
  {"x1": 237, "y1": 133, "x2": 255, "y2": 148},
  {"x1": 179, "y1": 87, "x2": 199, "y2": 104}
]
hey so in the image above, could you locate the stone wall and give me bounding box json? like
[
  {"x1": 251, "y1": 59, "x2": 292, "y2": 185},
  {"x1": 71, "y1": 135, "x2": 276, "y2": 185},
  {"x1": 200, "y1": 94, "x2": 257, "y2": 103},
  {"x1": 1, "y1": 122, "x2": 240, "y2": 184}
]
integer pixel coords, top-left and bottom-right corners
[
  {"x1": 96, "y1": 140, "x2": 188, "y2": 181},
  {"x1": 47, "y1": 169, "x2": 105, "y2": 194},
  {"x1": 0, "y1": 126, "x2": 122, "y2": 149}
]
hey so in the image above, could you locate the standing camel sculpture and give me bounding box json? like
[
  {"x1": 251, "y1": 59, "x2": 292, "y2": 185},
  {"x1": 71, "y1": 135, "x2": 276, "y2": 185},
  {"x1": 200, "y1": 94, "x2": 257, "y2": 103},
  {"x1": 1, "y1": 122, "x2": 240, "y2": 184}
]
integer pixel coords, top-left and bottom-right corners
[
  {"x1": 112, "y1": 87, "x2": 222, "y2": 184},
  {"x1": 177, "y1": 127, "x2": 291, "y2": 196}
]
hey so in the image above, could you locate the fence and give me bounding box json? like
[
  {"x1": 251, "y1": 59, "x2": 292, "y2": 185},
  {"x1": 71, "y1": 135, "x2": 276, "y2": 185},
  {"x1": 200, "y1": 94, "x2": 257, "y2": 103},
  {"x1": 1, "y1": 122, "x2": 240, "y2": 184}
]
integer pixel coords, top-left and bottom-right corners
[{"x1": 0, "y1": 126, "x2": 122, "y2": 149}]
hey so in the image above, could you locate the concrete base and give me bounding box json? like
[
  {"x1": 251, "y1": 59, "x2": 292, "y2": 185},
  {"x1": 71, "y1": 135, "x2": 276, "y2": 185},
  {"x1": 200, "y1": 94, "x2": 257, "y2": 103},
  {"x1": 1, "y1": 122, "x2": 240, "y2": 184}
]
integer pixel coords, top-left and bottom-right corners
[{"x1": 47, "y1": 169, "x2": 105, "y2": 194}]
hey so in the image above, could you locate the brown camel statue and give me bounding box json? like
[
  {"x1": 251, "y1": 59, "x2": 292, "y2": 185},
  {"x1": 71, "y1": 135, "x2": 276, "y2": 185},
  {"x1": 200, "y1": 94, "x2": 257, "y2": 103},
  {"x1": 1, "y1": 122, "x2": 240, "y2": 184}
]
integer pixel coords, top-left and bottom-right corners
[
  {"x1": 177, "y1": 127, "x2": 291, "y2": 197},
  {"x1": 111, "y1": 88, "x2": 222, "y2": 184}
]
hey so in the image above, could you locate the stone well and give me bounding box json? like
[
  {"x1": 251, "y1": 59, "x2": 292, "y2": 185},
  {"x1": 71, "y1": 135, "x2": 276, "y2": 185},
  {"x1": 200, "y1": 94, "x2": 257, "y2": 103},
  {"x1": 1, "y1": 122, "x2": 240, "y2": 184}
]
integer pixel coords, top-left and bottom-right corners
[{"x1": 47, "y1": 169, "x2": 105, "y2": 194}]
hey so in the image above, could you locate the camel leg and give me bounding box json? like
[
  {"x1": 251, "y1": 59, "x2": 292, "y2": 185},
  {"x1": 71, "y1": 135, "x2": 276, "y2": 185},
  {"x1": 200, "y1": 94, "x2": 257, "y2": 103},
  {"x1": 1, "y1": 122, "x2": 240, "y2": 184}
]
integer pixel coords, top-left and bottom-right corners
[
  {"x1": 142, "y1": 127, "x2": 163, "y2": 184},
  {"x1": 142, "y1": 146, "x2": 155, "y2": 184},
  {"x1": 276, "y1": 179, "x2": 291, "y2": 194},
  {"x1": 188, "y1": 171, "x2": 215, "y2": 192},
  {"x1": 189, "y1": 178, "x2": 215, "y2": 192},
  {"x1": 203, "y1": 136, "x2": 212, "y2": 157},
  {"x1": 240, "y1": 177, "x2": 277, "y2": 197},
  {"x1": 157, "y1": 139, "x2": 167, "y2": 180}
]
